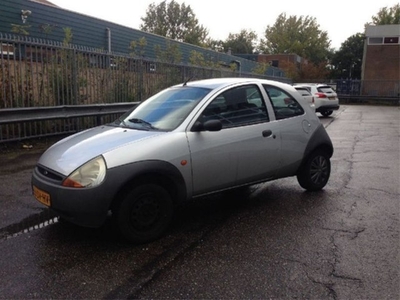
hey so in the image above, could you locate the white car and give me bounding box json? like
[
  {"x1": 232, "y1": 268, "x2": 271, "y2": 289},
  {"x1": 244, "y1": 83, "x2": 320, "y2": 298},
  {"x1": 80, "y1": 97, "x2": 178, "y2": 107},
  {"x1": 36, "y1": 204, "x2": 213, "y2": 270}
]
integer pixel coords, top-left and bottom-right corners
[
  {"x1": 294, "y1": 83, "x2": 340, "y2": 117},
  {"x1": 32, "y1": 78, "x2": 333, "y2": 244},
  {"x1": 294, "y1": 86, "x2": 316, "y2": 112}
]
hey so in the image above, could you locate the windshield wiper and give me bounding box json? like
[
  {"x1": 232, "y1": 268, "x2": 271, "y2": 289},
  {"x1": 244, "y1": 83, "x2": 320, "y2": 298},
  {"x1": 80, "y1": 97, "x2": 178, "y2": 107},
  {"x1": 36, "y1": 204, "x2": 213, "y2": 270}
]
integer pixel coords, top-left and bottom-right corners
[{"x1": 128, "y1": 118, "x2": 157, "y2": 130}]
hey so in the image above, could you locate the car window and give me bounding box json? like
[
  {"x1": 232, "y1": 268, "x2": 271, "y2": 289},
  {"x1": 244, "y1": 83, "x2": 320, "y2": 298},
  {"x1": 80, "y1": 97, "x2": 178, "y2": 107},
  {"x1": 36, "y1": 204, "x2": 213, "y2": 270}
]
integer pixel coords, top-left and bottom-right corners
[
  {"x1": 119, "y1": 86, "x2": 211, "y2": 131},
  {"x1": 199, "y1": 85, "x2": 269, "y2": 128},
  {"x1": 295, "y1": 87, "x2": 312, "y2": 97},
  {"x1": 263, "y1": 84, "x2": 304, "y2": 120},
  {"x1": 317, "y1": 86, "x2": 335, "y2": 94}
]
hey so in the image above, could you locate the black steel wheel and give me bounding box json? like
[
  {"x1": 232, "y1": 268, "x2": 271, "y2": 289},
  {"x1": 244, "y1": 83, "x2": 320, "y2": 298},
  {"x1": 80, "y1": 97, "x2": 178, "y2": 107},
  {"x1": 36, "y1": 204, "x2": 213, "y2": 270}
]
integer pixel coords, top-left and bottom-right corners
[
  {"x1": 297, "y1": 150, "x2": 331, "y2": 191},
  {"x1": 114, "y1": 184, "x2": 173, "y2": 244}
]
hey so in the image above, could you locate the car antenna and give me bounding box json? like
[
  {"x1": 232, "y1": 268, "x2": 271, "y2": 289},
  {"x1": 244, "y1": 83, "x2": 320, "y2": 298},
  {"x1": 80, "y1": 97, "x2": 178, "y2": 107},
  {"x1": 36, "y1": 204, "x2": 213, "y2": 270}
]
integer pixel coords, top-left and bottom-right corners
[{"x1": 183, "y1": 76, "x2": 196, "y2": 86}]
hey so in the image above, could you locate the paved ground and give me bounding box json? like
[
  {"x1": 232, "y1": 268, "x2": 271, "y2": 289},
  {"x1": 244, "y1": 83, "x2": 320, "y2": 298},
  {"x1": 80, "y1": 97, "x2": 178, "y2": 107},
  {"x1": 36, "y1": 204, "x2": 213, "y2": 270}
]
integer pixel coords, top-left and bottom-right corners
[{"x1": 0, "y1": 105, "x2": 398, "y2": 299}]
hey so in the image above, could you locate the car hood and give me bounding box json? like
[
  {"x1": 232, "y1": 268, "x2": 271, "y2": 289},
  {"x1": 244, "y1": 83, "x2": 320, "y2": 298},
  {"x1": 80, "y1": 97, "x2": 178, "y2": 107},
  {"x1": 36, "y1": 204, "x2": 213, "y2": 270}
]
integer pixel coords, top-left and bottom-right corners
[{"x1": 38, "y1": 125, "x2": 164, "y2": 175}]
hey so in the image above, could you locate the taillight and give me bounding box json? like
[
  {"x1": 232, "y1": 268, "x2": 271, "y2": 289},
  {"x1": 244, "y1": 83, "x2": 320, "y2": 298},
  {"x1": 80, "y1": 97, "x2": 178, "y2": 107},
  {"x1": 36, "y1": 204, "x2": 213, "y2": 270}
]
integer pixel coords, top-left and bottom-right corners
[{"x1": 315, "y1": 92, "x2": 327, "y2": 98}]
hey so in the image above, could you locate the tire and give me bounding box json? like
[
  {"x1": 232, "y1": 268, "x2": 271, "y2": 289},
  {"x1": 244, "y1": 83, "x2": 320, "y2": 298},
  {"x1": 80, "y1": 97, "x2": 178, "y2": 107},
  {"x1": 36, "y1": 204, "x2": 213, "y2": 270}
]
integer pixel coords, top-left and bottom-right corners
[
  {"x1": 321, "y1": 111, "x2": 333, "y2": 117},
  {"x1": 297, "y1": 150, "x2": 331, "y2": 191},
  {"x1": 113, "y1": 184, "x2": 173, "y2": 244}
]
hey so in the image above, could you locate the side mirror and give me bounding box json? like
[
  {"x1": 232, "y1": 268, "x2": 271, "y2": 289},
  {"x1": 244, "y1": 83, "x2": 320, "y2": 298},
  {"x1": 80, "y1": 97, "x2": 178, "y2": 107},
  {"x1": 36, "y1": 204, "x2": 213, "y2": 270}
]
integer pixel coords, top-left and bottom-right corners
[{"x1": 192, "y1": 119, "x2": 222, "y2": 132}]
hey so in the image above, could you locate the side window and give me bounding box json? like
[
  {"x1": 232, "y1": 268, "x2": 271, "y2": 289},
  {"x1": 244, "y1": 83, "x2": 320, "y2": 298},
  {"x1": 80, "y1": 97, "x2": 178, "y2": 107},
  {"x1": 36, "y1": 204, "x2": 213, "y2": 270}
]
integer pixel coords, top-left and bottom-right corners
[
  {"x1": 263, "y1": 85, "x2": 304, "y2": 120},
  {"x1": 200, "y1": 85, "x2": 269, "y2": 128}
]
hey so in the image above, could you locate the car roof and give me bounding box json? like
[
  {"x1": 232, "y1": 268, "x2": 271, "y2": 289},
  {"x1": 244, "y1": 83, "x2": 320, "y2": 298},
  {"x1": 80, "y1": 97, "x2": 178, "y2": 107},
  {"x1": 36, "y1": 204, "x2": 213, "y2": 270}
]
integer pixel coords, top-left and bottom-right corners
[
  {"x1": 294, "y1": 83, "x2": 332, "y2": 88},
  {"x1": 172, "y1": 77, "x2": 293, "y2": 91}
]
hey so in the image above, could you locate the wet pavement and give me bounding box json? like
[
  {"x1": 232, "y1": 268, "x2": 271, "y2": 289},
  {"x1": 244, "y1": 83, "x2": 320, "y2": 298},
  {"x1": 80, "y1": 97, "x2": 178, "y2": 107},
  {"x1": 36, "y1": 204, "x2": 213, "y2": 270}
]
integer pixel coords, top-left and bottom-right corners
[{"x1": 0, "y1": 105, "x2": 398, "y2": 299}]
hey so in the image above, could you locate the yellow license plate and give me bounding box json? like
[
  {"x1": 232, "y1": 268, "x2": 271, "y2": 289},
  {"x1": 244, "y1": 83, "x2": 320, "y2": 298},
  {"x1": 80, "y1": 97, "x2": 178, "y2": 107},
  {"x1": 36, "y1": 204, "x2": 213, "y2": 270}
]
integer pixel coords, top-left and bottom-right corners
[{"x1": 33, "y1": 186, "x2": 51, "y2": 206}]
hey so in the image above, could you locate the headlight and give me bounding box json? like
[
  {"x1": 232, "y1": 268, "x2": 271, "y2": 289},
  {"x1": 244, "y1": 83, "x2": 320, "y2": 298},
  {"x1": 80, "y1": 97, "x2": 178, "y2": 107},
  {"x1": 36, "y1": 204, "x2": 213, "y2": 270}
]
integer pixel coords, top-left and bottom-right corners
[{"x1": 62, "y1": 156, "x2": 107, "y2": 188}]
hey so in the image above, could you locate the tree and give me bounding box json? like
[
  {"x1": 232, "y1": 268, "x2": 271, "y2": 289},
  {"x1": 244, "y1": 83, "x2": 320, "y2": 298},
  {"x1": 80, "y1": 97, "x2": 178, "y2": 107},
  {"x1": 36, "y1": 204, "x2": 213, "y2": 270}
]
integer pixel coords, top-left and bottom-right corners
[
  {"x1": 330, "y1": 33, "x2": 364, "y2": 79},
  {"x1": 252, "y1": 62, "x2": 269, "y2": 75},
  {"x1": 371, "y1": 4, "x2": 400, "y2": 25},
  {"x1": 299, "y1": 62, "x2": 330, "y2": 80},
  {"x1": 140, "y1": 0, "x2": 208, "y2": 46},
  {"x1": 129, "y1": 37, "x2": 147, "y2": 57},
  {"x1": 154, "y1": 40, "x2": 182, "y2": 64},
  {"x1": 223, "y1": 29, "x2": 258, "y2": 54},
  {"x1": 259, "y1": 13, "x2": 331, "y2": 65},
  {"x1": 205, "y1": 38, "x2": 225, "y2": 52}
]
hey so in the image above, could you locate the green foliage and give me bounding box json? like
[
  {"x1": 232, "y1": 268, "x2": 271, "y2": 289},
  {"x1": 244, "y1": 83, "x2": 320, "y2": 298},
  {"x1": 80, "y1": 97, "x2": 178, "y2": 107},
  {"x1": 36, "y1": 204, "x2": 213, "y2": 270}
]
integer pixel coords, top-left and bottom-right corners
[
  {"x1": 223, "y1": 29, "x2": 258, "y2": 54},
  {"x1": 49, "y1": 28, "x2": 87, "y2": 105},
  {"x1": 252, "y1": 62, "x2": 269, "y2": 75},
  {"x1": 0, "y1": 61, "x2": 33, "y2": 108},
  {"x1": 10, "y1": 24, "x2": 31, "y2": 35},
  {"x1": 130, "y1": 37, "x2": 147, "y2": 57},
  {"x1": 63, "y1": 27, "x2": 73, "y2": 45},
  {"x1": 154, "y1": 40, "x2": 182, "y2": 64},
  {"x1": 39, "y1": 23, "x2": 58, "y2": 38},
  {"x1": 189, "y1": 50, "x2": 206, "y2": 66},
  {"x1": 189, "y1": 50, "x2": 222, "y2": 69},
  {"x1": 330, "y1": 33, "x2": 364, "y2": 79},
  {"x1": 371, "y1": 4, "x2": 400, "y2": 25},
  {"x1": 259, "y1": 13, "x2": 330, "y2": 64},
  {"x1": 140, "y1": 0, "x2": 208, "y2": 46},
  {"x1": 205, "y1": 38, "x2": 224, "y2": 52}
]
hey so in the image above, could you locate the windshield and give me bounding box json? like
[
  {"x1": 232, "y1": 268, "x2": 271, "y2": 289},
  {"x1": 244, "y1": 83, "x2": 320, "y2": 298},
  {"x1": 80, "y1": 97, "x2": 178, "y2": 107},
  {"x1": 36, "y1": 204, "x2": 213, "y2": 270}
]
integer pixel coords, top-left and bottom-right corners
[{"x1": 115, "y1": 86, "x2": 211, "y2": 131}]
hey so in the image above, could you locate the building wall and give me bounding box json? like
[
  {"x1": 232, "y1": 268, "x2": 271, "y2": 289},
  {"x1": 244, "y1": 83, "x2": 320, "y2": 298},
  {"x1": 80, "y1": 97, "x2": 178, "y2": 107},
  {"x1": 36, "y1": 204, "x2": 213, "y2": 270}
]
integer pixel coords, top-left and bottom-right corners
[
  {"x1": 363, "y1": 44, "x2": 400, "y2": 80},
  {"x1": 0, "y1": 0, "x2": 287, "y2": 78},
  {"x1": 362, "y1": 25, "x2": 400, "y2": 96},
  {"x1": 363, "y1": 24, "x2": 400, "y2": 82},
  {"x1": 256, "y1": 54, "x2": 305, "y2": 66}
]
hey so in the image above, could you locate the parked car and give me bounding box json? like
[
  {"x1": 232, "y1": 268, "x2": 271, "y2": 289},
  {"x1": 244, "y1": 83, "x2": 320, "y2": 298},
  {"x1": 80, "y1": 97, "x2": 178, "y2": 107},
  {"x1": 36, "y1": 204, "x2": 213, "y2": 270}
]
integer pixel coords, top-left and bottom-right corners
[
  {"x1": 294, "y1": 86, "x2": 316, "y2": 112},
  {"x1": 32, "y1": 78, "x2": 334, "y2": 244},
  {"x1": 294, "y1": 83, "x2": 340, "y2": 117}
]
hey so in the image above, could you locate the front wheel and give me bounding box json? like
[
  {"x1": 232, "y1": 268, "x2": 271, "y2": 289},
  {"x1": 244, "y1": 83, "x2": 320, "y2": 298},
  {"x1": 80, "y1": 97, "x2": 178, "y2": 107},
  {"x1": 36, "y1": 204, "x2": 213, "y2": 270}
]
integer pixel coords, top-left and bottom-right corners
[
  {"x1": 297, "y1": 150, "x2": 331, "y2": 191},
  {"x1": 321, "y1": 111, "x2": 333, "y2": 117},
  {"x1": 113, "y1": 184, "x2": 173, "y2": 244}
]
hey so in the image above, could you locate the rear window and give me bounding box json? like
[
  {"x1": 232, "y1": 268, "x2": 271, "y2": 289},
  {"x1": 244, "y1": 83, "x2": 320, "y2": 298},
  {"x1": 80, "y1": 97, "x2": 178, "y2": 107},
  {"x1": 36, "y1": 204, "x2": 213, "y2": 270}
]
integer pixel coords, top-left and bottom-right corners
[
  {"x1": 295, "y1": 87, "x2": 312, "y2": 96},
  {"x1": 317, "y1": 86, "x2": 335, "y2": 94}
]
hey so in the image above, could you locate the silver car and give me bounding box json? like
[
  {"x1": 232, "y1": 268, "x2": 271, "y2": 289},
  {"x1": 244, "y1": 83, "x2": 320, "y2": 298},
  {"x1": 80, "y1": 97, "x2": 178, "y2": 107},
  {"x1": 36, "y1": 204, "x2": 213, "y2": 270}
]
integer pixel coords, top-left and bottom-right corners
[{"x1": 32, "y1": 78, "x2": 333, "y2": 244}]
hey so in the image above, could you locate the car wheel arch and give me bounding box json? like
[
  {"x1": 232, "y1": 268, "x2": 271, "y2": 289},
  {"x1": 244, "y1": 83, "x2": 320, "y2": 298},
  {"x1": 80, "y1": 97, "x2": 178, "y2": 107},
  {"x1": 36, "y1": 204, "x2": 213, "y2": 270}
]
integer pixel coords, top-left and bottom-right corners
[
  {"x1": 298, "y1": 124, "x2": 333, "y2": 172},
  {"x1": 109, "y1": 160, "x2": 187, "y2": 211}
]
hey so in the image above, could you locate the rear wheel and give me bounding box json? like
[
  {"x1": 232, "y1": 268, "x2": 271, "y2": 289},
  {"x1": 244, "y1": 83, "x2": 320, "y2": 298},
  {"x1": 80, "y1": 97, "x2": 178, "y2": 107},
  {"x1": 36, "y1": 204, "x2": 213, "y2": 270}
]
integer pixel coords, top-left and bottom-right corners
[
  {"x1": 321, "y1": 111, "x2": 333, "y2": 117},
  {"x1": 297, "y1": 150, "x2": 331, "y2": 191},
  {"x1": 113, "y1": 184, "x2": 173, "y2": 244}
]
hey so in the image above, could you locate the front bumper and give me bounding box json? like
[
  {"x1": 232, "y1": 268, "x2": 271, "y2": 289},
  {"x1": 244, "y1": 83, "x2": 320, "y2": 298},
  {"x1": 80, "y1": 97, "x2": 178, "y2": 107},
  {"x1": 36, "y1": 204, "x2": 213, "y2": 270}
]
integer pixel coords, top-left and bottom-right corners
[{"x1": 31, "y1": 166, "x2": 119, "y2": 228}]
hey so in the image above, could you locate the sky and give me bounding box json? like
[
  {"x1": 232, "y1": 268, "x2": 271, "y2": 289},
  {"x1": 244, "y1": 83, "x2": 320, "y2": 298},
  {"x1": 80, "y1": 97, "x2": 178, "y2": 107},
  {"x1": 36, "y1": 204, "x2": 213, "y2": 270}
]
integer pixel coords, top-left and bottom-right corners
[{"x1": 49, "y1": 0, "x2": 397, "y2": 50}]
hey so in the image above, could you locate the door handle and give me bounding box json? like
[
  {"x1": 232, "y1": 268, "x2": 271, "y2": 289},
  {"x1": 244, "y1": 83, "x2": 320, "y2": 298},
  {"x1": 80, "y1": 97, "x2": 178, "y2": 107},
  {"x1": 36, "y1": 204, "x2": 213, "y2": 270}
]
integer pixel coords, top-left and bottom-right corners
[{"x1": 262, "y1": 130, "x2": 275, "y2": 138}]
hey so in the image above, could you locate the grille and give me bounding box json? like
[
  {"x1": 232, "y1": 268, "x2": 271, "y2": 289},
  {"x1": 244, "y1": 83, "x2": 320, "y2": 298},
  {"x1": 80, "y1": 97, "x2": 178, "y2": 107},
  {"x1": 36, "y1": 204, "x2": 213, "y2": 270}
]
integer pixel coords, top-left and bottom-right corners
[{"x1": 37, "y1": 166, "x2": 63, "y2": 181}]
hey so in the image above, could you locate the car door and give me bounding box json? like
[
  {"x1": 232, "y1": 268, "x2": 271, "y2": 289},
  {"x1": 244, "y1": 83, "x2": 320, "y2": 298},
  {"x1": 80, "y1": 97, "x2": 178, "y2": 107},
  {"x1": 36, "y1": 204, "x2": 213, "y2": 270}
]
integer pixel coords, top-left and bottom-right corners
[
  {"x1": 263, "y1": 84, "x2": 311, "y2": 177},
  {"x1": 186, "y1": 84, "x2": 281, "y2": 196}
]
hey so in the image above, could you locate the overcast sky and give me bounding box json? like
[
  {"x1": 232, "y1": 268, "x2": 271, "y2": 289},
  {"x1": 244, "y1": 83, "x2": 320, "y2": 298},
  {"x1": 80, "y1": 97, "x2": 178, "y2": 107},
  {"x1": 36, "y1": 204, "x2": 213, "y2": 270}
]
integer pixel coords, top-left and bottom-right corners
[{"x1": 50, "y1": 0, "x2": 397, "y2": 50}]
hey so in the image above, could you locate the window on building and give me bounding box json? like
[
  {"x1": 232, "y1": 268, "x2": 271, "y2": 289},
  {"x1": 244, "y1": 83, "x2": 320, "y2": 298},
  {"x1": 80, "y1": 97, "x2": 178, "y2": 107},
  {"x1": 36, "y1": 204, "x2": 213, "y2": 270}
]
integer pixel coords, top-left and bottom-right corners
[
  {"x1": 0, "y1": 43, "x2": 14, "y2": 57},
  {"x1": 368, "y1": 37, "x2": 383, "y2": 44},
  {"x1": 384, "y1": 37, "x2": 399, "y2": 44},
  {"x1": 269, "y1": 60, "x2": 279, "y2": 67}
]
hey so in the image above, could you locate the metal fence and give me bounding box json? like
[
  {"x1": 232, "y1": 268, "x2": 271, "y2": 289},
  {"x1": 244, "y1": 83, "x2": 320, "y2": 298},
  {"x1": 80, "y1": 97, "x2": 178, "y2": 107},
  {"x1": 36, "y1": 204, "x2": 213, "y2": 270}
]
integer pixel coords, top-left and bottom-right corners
[
  {"x1": 1, "y1": 34, "x2": 399, "y2": 144},
  {"x1": 0, "y1": 34, "x2": 290, "y2": 143},
  {"x1": 335, "y1": 79, "x2": 400, "y2": 97}
]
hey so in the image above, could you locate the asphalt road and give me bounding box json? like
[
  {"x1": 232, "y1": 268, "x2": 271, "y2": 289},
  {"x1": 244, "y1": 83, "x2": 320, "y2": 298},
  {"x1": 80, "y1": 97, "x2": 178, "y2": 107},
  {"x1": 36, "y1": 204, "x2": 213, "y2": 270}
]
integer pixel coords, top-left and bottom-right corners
[{"x1": 0, "y1": 105, "x2": 398, "y2": 299}]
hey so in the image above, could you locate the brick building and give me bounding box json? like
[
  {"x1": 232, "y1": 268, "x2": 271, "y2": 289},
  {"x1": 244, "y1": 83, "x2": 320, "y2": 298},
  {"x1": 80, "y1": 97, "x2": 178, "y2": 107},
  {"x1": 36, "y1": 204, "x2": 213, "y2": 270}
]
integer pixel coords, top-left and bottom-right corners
[{"x1": 362, "y1": 24, "x2": 400, "y2": 96}]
